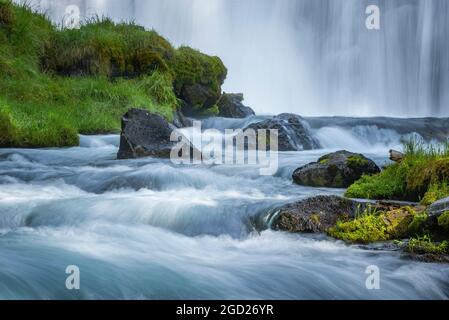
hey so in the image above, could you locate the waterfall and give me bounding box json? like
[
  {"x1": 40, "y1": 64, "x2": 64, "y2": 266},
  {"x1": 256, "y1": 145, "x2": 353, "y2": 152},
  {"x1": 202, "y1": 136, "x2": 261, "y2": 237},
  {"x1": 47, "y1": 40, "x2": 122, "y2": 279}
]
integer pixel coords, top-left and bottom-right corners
[{"x1": 23, "y1": 0, "x2": 449, "y2": 117}]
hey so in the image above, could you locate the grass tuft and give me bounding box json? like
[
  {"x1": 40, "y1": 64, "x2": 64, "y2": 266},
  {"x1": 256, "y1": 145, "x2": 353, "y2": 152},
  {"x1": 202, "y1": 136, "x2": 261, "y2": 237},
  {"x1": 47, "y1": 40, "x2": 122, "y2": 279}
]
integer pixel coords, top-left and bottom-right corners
[{"x1": 405, "y1": 235, "x2": 448, "y2": 255}]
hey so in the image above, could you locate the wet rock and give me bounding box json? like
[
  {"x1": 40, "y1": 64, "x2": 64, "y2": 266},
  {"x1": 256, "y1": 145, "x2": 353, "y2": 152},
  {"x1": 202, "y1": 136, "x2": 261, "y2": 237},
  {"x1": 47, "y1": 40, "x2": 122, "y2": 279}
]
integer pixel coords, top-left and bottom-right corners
[
  {"x1": 428, "y1": 196, "x2": 449, "y2": 217},
  {"x1": 217, "y1": 93, "x2": 255, "y2": 118},
  {"x1": 244, "y1": 113, "x2": 320, "y2": 151},
  {"x1": 269, "y1": 196, "x2": 366, "y2": 233},
  {"x1": 292, "y1": 150, "x2": 380, "y2": 188},
  {"x1": 117, "y1": 108, "x2": 197, "y2": 159},
  {"x1": 172, "y1": 109, "x2": 193, "y2": 128}
]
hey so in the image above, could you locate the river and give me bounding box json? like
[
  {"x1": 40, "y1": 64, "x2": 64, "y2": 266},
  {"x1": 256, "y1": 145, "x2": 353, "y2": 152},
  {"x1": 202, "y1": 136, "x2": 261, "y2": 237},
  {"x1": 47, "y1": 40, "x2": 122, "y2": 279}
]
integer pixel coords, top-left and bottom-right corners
[{"x1": 1, "y1": 117, "x2": 448, "y2": 299}]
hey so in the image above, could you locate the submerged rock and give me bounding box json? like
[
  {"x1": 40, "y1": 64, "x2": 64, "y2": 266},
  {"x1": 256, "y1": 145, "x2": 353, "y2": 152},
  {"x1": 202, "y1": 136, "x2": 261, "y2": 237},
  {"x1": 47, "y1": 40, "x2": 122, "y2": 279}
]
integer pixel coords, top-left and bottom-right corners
[
  {"x1": 244, "y1": 113, "x2": 320, "y2": 151},
  {"x1": 117, "y1": 108, "x2": 197, "y2": 160},
  {"x1": 269, "y1": 196, "x2": 365, "y2": 233},
  {"x1": 292, "y1": 150, "x2": 380, "y2": 188},
  {"x1": 217, "y1": 93, "x2": 255, "y2": 118}
]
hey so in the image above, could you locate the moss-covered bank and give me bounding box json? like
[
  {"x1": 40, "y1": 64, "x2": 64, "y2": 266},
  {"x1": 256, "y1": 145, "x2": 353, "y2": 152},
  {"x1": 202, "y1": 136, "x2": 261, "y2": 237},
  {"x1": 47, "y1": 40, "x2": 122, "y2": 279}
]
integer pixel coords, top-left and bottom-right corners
[
  {"x1": 345, "y1": 140, "x2": 449, "y2": 205},
  {"x1": 0, "y1": 0, "x2": 226, "y2": 147},
  {"x1": 325, "y1": 140, "x2": 449, "y2": 261}
]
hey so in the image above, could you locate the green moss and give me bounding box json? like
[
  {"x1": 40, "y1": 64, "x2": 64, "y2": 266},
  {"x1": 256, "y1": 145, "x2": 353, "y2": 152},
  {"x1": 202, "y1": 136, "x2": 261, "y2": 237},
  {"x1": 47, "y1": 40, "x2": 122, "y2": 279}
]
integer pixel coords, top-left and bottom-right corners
[
  {"x1": 346, "y1": 139, "x2": 449, "y2": 203},
  {"x1": 421, "y1": 182, "x2": 449, "y2": 206},
  {"x1": 408, "y1": 211, "x2": 429, "y2": 235},
  {"x1": 171, "y1": 46, "x2": 227, "y2": 112},
  {"x1": 328, "y1": 214, "x2": 389, "y2": 244},
  {"x1": 319, "y1": 158, "x2": 330, "y2": 165},
  {"x1": 347, "y1": 155, "x2": 369, "y2": 168},
  {"x1": 405, "y1": 235, "x2": 448, "y2": 255},
  {"x1": 345, "y1": 163, "x2": 407, "y2": 200},
  {"x1": 310, "y1": 214, "x2": 321, "y2": 225},
  {"x1": 438, "y1": 211, "x2": 449, "y2": 230},
  {"x1": 384, "y1": 207, "x2": 416, "y2": 238},
  {"x1": 328, "y1": 207, "x2": 415, "y2": 244},
  {"x1": 195, "y1": 104, "x2": 220, "y2": 117}
]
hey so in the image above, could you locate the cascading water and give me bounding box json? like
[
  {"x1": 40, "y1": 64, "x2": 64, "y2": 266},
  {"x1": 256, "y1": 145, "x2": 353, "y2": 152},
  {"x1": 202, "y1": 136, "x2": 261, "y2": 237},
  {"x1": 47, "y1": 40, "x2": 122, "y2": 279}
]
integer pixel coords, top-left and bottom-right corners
[
  {"x1": 4, "y1": 1, "x2": 449, "y2": 300},
  {"x1": 25, "y1": 0, "x2": 449, "y2": 117},
  {"x1": 1, "y1": 122, "x2": 449, "y2": 299}
]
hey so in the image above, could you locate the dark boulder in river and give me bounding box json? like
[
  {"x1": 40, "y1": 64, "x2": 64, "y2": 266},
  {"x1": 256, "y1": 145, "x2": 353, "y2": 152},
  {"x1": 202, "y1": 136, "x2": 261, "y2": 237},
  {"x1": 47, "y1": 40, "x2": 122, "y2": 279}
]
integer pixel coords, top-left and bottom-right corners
[
  {"x1": 269, "y1": 196, "x2": 365, "y2": 233},
  {"x1": 292, "y1": 150, "x2": 380, "y2": 188},
  {"x1": 217, "y1": 93, "x2": 255, "y2": 118},
  {"x1": 244, "y1": 113, "x2": 320, "y2": 151},
  {"x1": 118, "y1": 108, "x2": 197, "y2": 160}
]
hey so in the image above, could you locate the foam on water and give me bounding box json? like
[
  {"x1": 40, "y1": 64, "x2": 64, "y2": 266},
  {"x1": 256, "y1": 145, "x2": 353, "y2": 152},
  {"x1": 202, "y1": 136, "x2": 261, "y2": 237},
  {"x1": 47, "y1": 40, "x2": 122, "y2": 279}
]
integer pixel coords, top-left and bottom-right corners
[{"x1": 0, "y1": 121, "x2": 448, "y2": 299}]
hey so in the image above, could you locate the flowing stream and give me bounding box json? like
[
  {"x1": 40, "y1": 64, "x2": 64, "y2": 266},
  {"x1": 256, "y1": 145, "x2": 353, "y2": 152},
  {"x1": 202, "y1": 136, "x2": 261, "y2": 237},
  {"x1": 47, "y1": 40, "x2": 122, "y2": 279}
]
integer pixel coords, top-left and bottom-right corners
[{"x1": 1, "y1": 118, "x2": 449, "y2": 299}]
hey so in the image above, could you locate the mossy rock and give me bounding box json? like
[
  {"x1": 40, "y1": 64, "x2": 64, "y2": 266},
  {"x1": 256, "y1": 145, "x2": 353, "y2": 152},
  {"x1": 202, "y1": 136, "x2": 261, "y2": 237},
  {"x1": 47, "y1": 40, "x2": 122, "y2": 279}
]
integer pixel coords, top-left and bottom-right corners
[
  {"x1": 382, "y1": 207, "x2": 415, "y2": 238},
  {"x1": 408, "y1": 211, "x2": 429, "y2": 235},
  {"x1": 171, "y1": 46, "x2": 227, "y2": 115},
  {"x1": 293, "y1": 150, "x2": 380, "y2": 188},
  {"x1": 269, "y1": 195, "x2": 363, "y2": 233},
  {"x1": 438, "y1": 211, "x2": 449, "y2": 231},
  {"x1": 128, "y1": 48, "x2": 168, "y2": 76},
  {"x1": 347, "y1": 155, "x2": 370, "y2": 168},
  {"x1": 328, "y1": 206, "x2": 416, "y2": 244}
]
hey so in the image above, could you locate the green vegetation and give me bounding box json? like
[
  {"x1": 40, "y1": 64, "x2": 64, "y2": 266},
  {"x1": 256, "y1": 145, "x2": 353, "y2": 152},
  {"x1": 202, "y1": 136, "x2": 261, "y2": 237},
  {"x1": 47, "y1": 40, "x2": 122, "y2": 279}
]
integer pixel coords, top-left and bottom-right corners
[
  {"x1": 346, "y1": 139, "x2": 449, "y2": 204},
  {"x1": 0, "y1": 1, "x2": 226, "y2": 147},
  {"x1": 328, "y1": 206, "x2": 416, "y2": 244},
  {"x1": 42, "y1": 17, "x2": 174, "y2": 77},
  {"x1": 405, "y1": 235, "x2": 448, "y2": 255},
  {"x1": 347, "y1": 155, "x2": 369, "y2": 168},
  {"x1": 329, "y1": 212, "x2": 389, "y2": 243},
  {"x1": 421, "y1": 182, "x2": 449, "y2": 206},
  {"x1": 438, "y1": 211, "x2": 449, "y2": 230},
  {"x1": 172, "y1": 46, "x2": 226, "y2": 113},
  {"x1": 408, "y1": 211, "x2": 429, "y2": 236}
]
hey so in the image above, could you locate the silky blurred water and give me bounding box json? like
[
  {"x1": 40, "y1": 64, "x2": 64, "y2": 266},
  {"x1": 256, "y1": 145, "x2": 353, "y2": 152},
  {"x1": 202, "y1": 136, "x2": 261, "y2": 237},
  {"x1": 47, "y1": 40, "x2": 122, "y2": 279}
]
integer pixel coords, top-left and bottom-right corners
[
  {"x1": 1, "y1": 123, "x2": 448, "y2": 300},
  {"x1": 24, "y1": 0, "x2": 449, "y2": 117}
]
